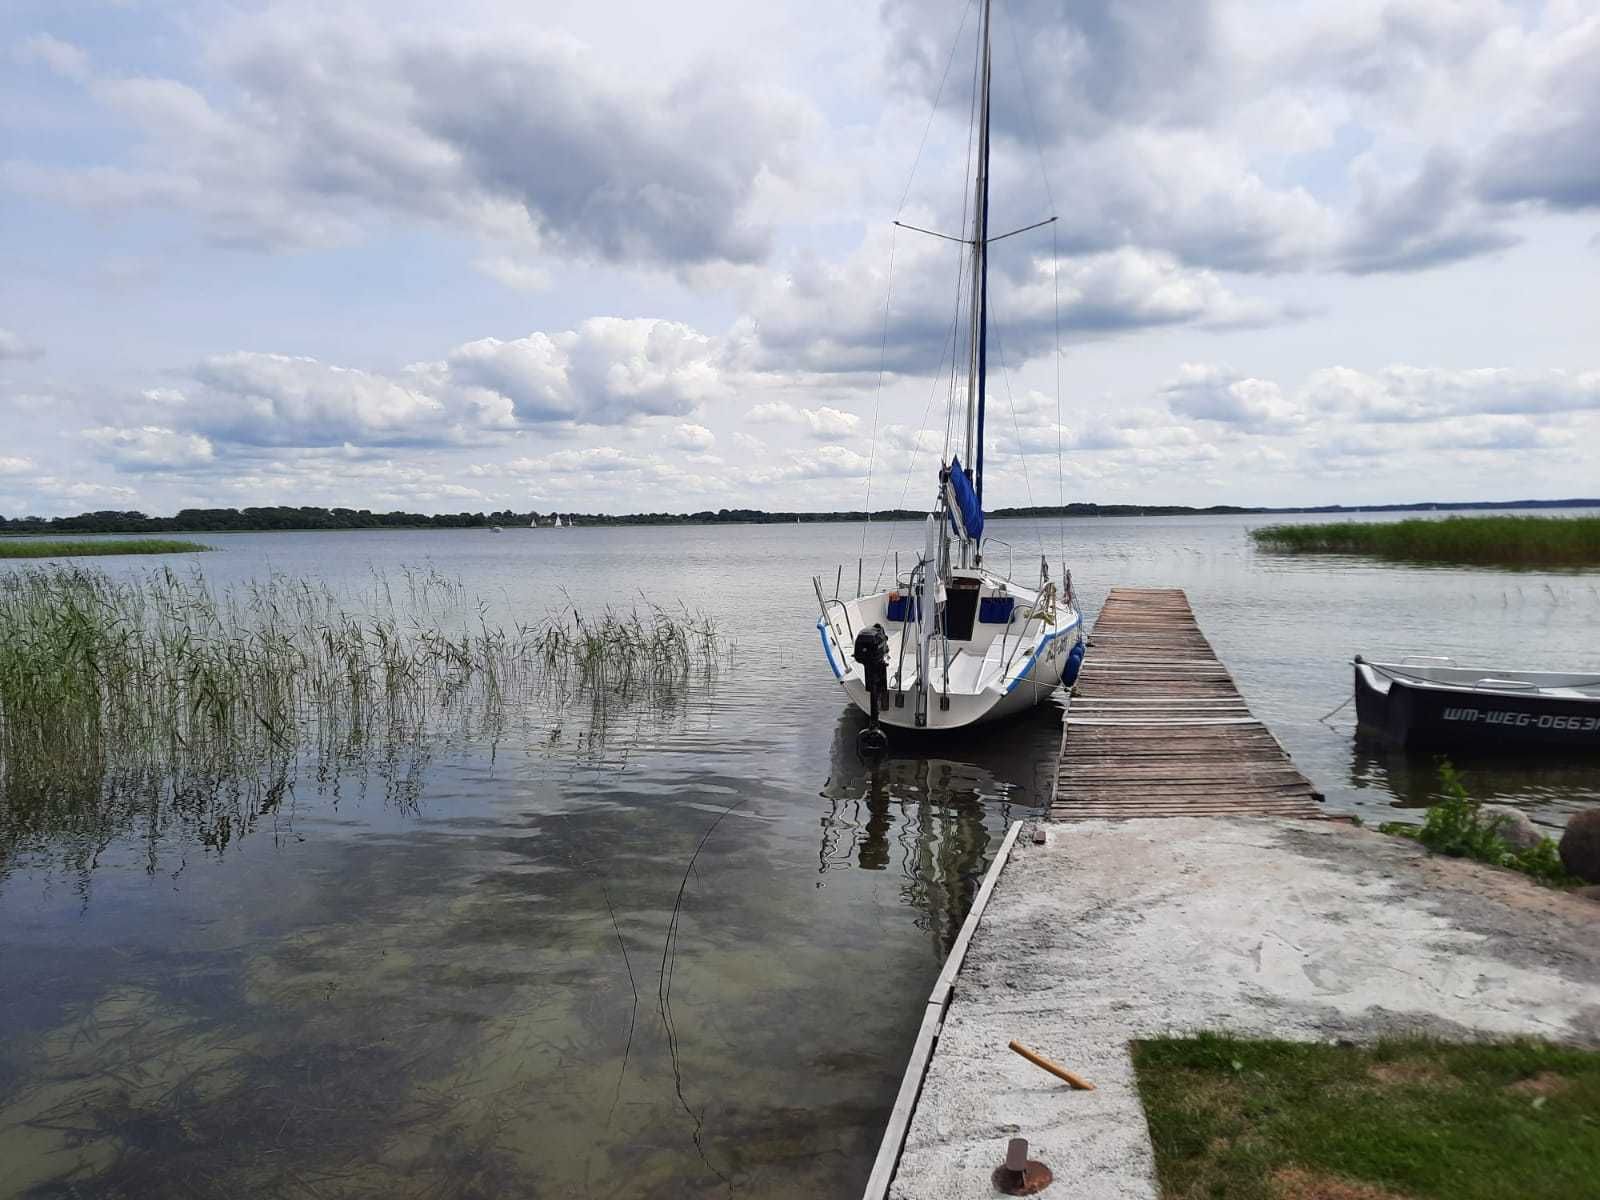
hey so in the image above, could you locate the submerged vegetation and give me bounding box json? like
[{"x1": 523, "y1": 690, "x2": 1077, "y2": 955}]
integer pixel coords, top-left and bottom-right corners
[
  {"x1": 1251, "y1": 514, "x2": 1600, "y2": 565},
  {"x1": 1134, "y1": 1032, "x2": 1600, "y2": 1200},
  {"x1": 0, "y1": 538, "x2": 210, "y2": 558},
  {"x1": 1380, "y1": 763, "x2": 1575, "y2": 886},
  {"x1": 0, "y1": 565, "x2": 722, "y2": 871}
]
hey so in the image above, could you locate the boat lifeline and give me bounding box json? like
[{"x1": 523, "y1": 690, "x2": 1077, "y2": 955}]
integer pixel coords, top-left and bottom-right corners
[
  {"x1": 1353, "y1": 656, "x2": 1600, "y2": 751},
  {"x1": 814, "y1": 0, "x2": 1083, "y2": 735}
]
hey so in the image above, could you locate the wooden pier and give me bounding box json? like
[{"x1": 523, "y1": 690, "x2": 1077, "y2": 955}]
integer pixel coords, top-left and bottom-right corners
[{"x1": 1055, "y1": 587, "x2": 1322, "y2": 820}]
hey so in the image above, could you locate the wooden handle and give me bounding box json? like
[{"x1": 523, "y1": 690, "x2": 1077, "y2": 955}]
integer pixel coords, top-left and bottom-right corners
[{"x1": 1008, "y1": 1040, "x2": 1095, "y2": 1090}]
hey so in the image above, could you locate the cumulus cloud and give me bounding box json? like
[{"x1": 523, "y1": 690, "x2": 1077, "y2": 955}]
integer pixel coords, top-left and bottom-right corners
[
  {"x1": 878, "y1": 0, "x2": 1599, "y2": 277},
  {"x1": 1302, "y1": 366, "x2": 1600, "y2": 423},
  {"x1": 449, "y1": 318, "x2": 726, "y2": 425},
  {"x1": 183, "y1": 354, "x2": 444, "y2": 446},
  {"x1": 1160, "y1": 364, "x2": 1306, "y2": 432},
  {"x1": 1476, "y1": 19, "x2": 1600, "y2": 212},
  {"x1": 745, "y1": 401, "x2": 861, "y2": 441},
  {"x1": 740, "y1": 231, "x2": 1281, "y2": 377},
  {"x1": 664, "y1": 422, "x2": 715, "y2": 451},
  {"x1": 0, "y1": 455, "x2": 34, "y2": 475},
  {"x1": 83, "y1": 425, "x2": 216, "y2": 469},
  {"x1": 0, "y1": 328, "x2": 43, "y2": 360},
  {"x1": 8, "y1": 24, "x2": 808, "y2": 267}
]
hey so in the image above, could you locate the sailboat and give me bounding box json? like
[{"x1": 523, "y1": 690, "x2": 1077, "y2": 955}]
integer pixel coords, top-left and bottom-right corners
[{"x1": 814, "y1": 0, "x2": 1084, "y2": 735}]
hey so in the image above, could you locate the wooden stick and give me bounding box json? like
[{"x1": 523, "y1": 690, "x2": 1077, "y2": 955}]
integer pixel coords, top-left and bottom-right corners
[{"x1": 1008, "y1": 1040, "x2": 1095, "y2": 1090}]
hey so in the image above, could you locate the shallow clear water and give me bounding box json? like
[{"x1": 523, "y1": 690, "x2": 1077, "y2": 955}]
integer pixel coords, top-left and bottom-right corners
[{"x1": 1, "y1": 514, "x2": 1597, "y2": 1197}]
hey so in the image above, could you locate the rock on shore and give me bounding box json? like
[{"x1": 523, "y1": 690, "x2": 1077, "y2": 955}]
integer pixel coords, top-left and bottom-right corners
[
  {"x1": 1559, "y1": 811, "x2": 1600, "y2": 884},
  {"x1": 1482, "y1": 805, "x2": 1543, "y2": 852}
]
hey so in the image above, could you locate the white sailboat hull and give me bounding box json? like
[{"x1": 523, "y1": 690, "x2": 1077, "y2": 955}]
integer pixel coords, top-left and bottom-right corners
[{"x1": 818, "y1": 571, "x2": 1082, "y2": 731}]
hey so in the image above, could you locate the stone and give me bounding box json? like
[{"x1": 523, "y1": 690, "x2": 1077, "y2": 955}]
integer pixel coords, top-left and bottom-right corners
[
  {"x1": 1573, "y1": 885, "x2": 1600, "y2": 904},
  {"x1": 1558, "y1": 811, "x2": 1600, "y2": 884},
  {"x1": 1481, "y1": 805, "x2": 1544, "y2": 852}
]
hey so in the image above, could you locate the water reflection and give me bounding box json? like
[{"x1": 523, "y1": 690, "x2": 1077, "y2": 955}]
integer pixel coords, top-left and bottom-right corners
[
  {"x1": 1349, "y1": 734, "x2": 1600, "y2": 830},
  {"x1": 818, "y1": 706, "x2": 1055, "y2": 957}
]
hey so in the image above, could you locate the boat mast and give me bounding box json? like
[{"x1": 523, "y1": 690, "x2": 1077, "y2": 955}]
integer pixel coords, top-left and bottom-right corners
[
  {"x1": 959, "y1": 0, "x2": 993, "y2": 563},
  {"x1": 973, "y1": 0, "x2": 992, "y2": 510}
]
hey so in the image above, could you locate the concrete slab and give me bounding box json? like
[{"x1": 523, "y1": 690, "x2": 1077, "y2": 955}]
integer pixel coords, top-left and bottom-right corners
[{"x1": 886, "y1": 817, "x2": 1600, "y2": 1199}]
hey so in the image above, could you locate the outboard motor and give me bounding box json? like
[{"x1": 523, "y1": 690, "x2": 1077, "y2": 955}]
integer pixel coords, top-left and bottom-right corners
[{"x1": 853, "y1": 623, "x2": 891, "y2": 755}]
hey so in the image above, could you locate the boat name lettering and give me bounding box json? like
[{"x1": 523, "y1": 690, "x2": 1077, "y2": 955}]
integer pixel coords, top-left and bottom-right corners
[{"x1": 1441, "y1": 707, "x2": 1598, "y2": 733}]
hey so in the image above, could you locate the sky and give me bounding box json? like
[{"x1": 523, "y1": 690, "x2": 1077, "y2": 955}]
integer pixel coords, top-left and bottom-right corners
[{"x1": 1, "y1": 0, "x2": 1597, "y2": 517}]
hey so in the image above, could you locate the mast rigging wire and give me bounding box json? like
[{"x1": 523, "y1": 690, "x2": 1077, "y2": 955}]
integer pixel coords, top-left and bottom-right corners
[
  {"x1": 861, "y1": 0, "x2": 978, "y2": 559},
  {"x1": 859, "y1": 226, "x2": 899, "y2": 559},
  {"x1": 1002, "y1": 0, "x2": 1070, "y2": 570}
]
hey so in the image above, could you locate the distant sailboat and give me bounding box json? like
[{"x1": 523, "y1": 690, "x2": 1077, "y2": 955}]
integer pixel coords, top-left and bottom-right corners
[{"x1": 814, "y1": 0, "x2": 1084, "y2": 735}]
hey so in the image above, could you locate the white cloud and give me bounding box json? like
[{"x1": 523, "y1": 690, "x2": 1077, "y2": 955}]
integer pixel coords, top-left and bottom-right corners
[
  {"x1": 16, "y1": 33, "x2": 89, "y2": 81},
  {"x1": 1302, "y1": 366, "x2": 1600, "y2": 423},
  {"x1": 0, "y1": 455, "x2": 34, "y2": 475},
  {"x1": 449, "y1": 318, "x2": 726, "y2": 426},
  {"x1": 664, "y1": 422, "x2": 715, "y2": 451},
  {"x1": 745, "y1": 400, "x2": 861, "y2": 440},
  {"x1": 0, "y1": 328, "x2": 43, "y2": 360},
  {"x1": 1160, "y1": 364, "x2": 1306, "y2": 432},
  {"x1": 184, "y1": 354, "x2": 444, "y2": 446},
  {"x1": 9, "y1": 24, "x2": 811, "y2": 267},
  {"x1": 740, "y1": 231, "x2": 1281, "y2": 377},
  {"x1": 83, "y1": 425, "x2": 216, "y2": 469}
]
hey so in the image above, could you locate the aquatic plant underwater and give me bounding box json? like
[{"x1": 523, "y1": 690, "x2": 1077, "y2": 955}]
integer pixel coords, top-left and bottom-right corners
[{"x1": 0, "y1": 564, "x2": 724, "y2": 872}]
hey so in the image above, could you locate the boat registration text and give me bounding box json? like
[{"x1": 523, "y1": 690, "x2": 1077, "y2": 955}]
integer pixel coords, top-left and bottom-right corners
[{"x1": 1442, "y1": 708, "x2": 1599, "y2": 733}]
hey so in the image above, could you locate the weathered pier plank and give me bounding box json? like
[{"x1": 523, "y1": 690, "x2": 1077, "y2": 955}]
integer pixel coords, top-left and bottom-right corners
[{"x1": 1054, "y1": 587, "x2": 1322, "y2": 820}]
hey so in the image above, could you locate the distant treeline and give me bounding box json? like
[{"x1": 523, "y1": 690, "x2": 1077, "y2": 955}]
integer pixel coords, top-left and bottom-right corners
[{"x1": 1, "y1": 498, "x2": 1596, "y2": 537}]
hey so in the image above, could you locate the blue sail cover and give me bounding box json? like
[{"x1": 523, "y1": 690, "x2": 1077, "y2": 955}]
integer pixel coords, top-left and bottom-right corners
[{"x1": 944, "y1": 455, "x2": 984, "y2": 541}]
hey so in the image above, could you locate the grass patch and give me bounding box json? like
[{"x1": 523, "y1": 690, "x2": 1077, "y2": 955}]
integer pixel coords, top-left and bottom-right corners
[
  {"x1": 1379, "y1": 763, "x2": 1577, "y2": 887},
  {"x1": 1249, "y1": 515, "x2": 1600, "y2": 566},
  {"x1": 1133, "y1": 1033, "x2": 1600, "y2": 1200},
  {"x1": 0, "y1": 537, "x2": 210, "y2": 558}
]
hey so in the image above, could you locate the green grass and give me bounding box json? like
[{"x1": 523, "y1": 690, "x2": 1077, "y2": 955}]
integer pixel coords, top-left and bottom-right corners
[
  {"x1": 1250, "y1": 515, "x2": 1600, "y2": 566},
  {"x1": 0, "y1": 538, "x2": 210, "y2": 558},
  {"x1": 1379, "y1": 763, "x2": 1577, "y2": 887},
  {"x1": 1134, "y1": 1033, "x2": 1600, "y2": 1200}
]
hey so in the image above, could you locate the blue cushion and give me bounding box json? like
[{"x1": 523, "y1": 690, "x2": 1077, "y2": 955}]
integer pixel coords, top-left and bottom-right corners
[
  {"x1": 886, "y1": 593, "x2": 921, "y2": 622},
  {"x1": 978, "y1": 596, "x2": 1015, "y2": 623}
]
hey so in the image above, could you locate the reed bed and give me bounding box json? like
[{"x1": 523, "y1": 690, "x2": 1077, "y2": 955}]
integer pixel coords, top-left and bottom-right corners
[
  {"x1": 0, "y1": 566, "x2": 721, "y2": 867},
  {"x1": 0, "y1": 538, "x2": 210, "y2": 558},
  {"x1": 1250, "y1": 515, "x2": 1600, "y2": 566}
]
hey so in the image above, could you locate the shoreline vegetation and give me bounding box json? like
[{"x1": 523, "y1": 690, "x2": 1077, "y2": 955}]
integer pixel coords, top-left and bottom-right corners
[
  {"x1": 1251, "y1": 514, "x2": 1600, "y2": 565},
  {"x1": 0, "y1": 565, "x2": 722, "y2": 868},
  {"x1": 0, "y1": 537, "x2": 210, "y2": 559},
  {"x1": 1379, "y1": 763, "x2": 1577, "y2": 887},
  {"x1": 2, "y1": 498, "x2": 1596, "y2": 537}
]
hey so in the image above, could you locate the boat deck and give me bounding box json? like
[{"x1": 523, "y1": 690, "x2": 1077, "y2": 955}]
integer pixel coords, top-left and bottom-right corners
[{"x1": 1055, "y1": 587, "x2": 1322, "y2": 819}]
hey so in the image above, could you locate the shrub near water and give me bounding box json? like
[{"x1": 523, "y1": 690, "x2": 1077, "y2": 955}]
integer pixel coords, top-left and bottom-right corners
[
  {"x1": 1380, "y1": 763, "x2": 1575, "y2": 886},
  {"x1": 0, "y1": 565, "x2": 721, "y2": 867},
  {"x1": 1250, "y1": 515, "x2": 1600, "y2": 565}
]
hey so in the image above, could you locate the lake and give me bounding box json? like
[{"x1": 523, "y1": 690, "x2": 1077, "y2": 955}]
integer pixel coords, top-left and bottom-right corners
[{"x1": 2, "y1": 513, "x2": 1597, "y2": 1197}]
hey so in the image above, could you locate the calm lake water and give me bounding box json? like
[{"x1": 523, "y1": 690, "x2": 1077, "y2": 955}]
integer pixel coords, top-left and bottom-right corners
[{"x1": 2, "y1": 513, "x2": 1597, "y2": 1197}]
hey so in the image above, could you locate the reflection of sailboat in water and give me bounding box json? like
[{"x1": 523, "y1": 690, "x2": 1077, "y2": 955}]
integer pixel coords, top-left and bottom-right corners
[{"x1": 818, "y1": 706, "x2": 1058, "y2": 955}]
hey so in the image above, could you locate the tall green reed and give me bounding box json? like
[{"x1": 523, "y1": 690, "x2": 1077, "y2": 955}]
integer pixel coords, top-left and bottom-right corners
[{"x1": 0, "y1": 565, "x2": 723, "y2": 869}]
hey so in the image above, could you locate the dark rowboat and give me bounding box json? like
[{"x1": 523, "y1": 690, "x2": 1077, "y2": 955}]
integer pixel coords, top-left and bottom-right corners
[{"x1": 1353, "y1": 656, "x2": 1600, "y2": 751}]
